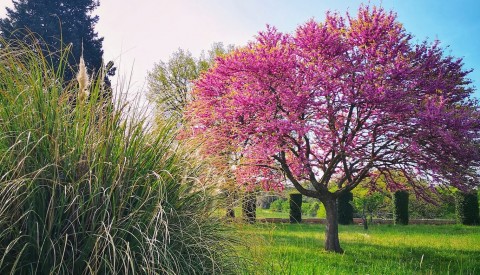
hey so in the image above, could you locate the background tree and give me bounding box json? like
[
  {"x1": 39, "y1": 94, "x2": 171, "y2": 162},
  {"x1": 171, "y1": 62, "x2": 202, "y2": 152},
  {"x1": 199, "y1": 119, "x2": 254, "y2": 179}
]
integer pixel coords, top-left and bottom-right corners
[
  {"x1": 148, "y1": 43, "x2": 239, "y2": 218},
  {"x1": 353, "y1": 187, "x2": 389, "y2": 223},
  {"x1": 0, "y1": 0, "x2": 114, "y2": 89},
  {"x1": 188, "y1": 6, "x2": 480, "y2": 253},
  {"x1": 148, "y1": 42, "x2": 233, "y2": 119}
]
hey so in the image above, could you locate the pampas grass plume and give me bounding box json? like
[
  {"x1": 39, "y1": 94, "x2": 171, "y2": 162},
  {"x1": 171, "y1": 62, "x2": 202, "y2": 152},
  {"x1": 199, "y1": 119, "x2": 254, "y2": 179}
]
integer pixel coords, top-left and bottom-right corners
[{"x1": 77, "y1": 55, "x2": 89, "y2": 101}]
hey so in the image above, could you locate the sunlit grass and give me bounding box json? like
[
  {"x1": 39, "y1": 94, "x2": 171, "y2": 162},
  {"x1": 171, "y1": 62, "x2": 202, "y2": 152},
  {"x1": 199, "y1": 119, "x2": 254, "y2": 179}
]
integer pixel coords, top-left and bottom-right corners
[
  {"x1": 223, "y1": 207, "x2": 290, "y2": 219},
  {"x1": 238, "y1": 223, "x2": 480, "y2": 274}
]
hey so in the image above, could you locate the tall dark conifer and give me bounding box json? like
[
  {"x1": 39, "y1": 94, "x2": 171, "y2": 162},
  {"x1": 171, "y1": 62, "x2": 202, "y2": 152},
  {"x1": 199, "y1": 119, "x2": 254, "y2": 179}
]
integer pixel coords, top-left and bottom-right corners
[{"x1": 0, "y1": 0, "x2": 114, "y2": 88}]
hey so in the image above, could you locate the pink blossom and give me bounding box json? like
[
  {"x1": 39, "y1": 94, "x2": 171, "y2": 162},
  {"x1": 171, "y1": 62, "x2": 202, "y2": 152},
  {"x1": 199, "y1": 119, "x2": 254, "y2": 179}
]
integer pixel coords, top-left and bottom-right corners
[{"x1": 187, "y1": 6, "x2": 480, "y2": 199}]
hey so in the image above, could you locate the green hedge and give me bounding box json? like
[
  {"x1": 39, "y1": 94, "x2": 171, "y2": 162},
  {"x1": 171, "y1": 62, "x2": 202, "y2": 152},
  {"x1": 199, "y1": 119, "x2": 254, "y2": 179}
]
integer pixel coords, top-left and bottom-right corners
[
  {"x1": 455, "y1": 191, "x2": 479, "y2": 225},
  {"x1": 393, "y1": 191, "x2": 409, "y2": 225},
  {"x1": 338, "y1": 191, "x2": 354, "y2": 225},
  {"x1": 289, "y1": 193, "x2": 302, "y2": 223}
]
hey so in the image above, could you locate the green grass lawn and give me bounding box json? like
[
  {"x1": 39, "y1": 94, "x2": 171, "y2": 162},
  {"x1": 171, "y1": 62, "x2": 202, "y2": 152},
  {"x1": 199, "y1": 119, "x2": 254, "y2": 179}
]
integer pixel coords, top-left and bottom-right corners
[
  {"x1": 236, "y1": 223, "x2": 480, "y2": 274},
  {"x1": 247, "y1": 208, "x2": 290, "y2": 219},
  {"x1": 229, "y1": 207, "x2": 320, "y2": 219},
  {"x1": 216, "y1": 207, "x2": 291, "y2": 219}
]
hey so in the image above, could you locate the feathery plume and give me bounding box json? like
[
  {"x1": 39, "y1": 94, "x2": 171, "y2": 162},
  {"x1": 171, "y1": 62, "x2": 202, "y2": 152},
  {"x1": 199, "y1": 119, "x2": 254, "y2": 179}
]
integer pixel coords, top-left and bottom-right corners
[{"x1": 77, "y1": 51, "x2": 89, "y2": 102}]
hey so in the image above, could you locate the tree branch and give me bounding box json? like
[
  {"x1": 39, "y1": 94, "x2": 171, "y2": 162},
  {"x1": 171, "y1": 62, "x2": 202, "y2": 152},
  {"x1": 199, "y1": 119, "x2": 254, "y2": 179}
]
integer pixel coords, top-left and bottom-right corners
[{"x1": 273, "y1": 151, "x2": 323, "y2": 199}]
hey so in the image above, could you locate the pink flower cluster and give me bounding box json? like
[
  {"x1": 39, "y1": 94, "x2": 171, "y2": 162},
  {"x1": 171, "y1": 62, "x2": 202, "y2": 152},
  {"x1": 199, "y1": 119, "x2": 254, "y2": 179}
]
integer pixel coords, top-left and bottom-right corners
[{"x1": 187, "y1": 6, "x2": 480, "y2": 198}]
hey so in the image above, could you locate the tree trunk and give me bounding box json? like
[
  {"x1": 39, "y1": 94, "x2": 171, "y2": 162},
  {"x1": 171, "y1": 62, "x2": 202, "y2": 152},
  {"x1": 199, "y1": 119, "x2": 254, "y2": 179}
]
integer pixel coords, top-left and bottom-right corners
[
  {"x1": 322, "y1": 198, "x2": 344, "y2": 253},
  {"x1": 226, "y1": 208, "x2": 235, "y2": 219},
  {"x1": 242, "y1": 191, "x2": 256, "y2": 224},
  {"x1": 362, "y1": 200, "x2": 368, "y2": 230},
  {"x1": 224, "y1": 189, "x2": 236, "y2": 219}
]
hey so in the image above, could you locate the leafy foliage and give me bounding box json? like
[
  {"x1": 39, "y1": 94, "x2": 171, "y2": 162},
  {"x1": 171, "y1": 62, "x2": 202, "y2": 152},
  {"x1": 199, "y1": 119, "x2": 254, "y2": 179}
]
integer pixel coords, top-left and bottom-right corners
[
  {"x1": 302, "y1": 201, "x2": 321, "y2": 217},
  {"x1": 408, "y1": 189, "x2": 456, "y2": 219},
  {"x1": 148, "y1": 43, "x2": 233, "y2": 119},
  {"x1": 148, "y1": 43, "x2": 238, "y2": 221},
  {"x1": 353, "y1": 191, "x2": 389, "y2": 219},
  {"x1": 270, "y1": 198, "x2": 289, "y2": 213}
]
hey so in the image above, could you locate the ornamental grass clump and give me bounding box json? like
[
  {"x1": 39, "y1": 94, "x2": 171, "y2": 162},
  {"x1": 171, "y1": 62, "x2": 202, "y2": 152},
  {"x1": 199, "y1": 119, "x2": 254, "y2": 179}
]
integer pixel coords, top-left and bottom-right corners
[{"x1": 0, "y1": 39, "x2": 244, "y2": 274}]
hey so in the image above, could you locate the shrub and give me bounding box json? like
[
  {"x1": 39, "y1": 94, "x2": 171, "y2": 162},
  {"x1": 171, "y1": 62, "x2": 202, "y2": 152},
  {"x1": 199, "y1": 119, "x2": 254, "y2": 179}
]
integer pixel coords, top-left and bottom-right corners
[
  {"x1": 301, "y1": 201, "x2": 320, "y2": 217},
  {"x1": 353, "y1": 192, "x2": 389, "y2": 220},
  {"x1": 289, "y1": 193, "x2": 302, "y2": 223},
  {"x1": 338, "y1": 191, "x2": 354, "y2": 225},
  {"x1": 393, "y1": 190, "x2": 409, "y2": 225},
  {"x1": 308, "y1": 202, "x2": 320, "y2": 217},
  {"x1": 409, "y1": 191, "x2": 456, "y2": 219},
  {"x1": 455, "y1": 191, "x2": 480, "y2": 225},
  {"x1": 282, "y1": 199, "x2": 290, "y2": 212},
  {"x1": 269, "y1": 198, "x2": 290, "y2": 213},
  {"x1": 302, "y1": 202, "x2": 311, "y2": 215},
  {"x1": 317, "y1": 203, "x2": 327, "y2": 218},
  {"x1": 0, "y1": 40, "x2": 243, "y2": 274},
  {"x1": 269, "y1": 199, "x2": 283, "y2": 212},
  {"x1": 257, "y1": 193, "x2": 279, "y2": 209}
]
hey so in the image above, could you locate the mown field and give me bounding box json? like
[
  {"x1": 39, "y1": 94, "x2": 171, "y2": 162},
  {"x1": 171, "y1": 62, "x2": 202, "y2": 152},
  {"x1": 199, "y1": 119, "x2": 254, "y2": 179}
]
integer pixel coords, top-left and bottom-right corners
[{"x1": 237, "y1": 223, "x2": 480, "y2": 274}]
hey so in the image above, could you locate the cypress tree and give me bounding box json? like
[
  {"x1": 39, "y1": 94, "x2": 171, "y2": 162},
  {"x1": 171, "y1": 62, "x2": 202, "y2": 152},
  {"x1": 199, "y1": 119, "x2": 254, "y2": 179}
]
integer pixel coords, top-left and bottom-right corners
[
  {"x1": 455, "y1": 191, "x2": 479, "y2": 225},
  {"x1": 393, "y1": 190, "x2": 409, "y2": 225},
  {"x1": 289, "y1": 193, "x2": 302, "y2": 223},
  {"x1": 337, "y1": 191, "x2": 354, "y2": 225},
  {"x1": 0, "y1": 0, "x2": 114, "y2": 89}
]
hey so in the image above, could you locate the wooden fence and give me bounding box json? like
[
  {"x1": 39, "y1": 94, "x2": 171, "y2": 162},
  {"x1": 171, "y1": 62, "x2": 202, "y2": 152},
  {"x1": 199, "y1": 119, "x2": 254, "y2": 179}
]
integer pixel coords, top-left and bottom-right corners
[{"x1": 258, "y1": 218, "x2": 456, "y2": 225}]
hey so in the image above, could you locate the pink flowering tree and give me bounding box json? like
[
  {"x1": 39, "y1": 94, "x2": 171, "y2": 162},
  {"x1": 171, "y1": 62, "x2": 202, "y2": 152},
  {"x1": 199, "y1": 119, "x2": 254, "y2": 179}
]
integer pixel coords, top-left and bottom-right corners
[{"x1": 187, "y1": 6, "x2": 480, "y2": 253}]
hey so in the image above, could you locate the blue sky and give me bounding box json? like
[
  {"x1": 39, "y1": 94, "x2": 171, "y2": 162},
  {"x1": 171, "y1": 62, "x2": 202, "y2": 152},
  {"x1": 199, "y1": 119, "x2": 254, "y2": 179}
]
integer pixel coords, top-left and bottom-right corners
[{"x1": 1, "y1": 0, "x2": 479, "y2": 99}]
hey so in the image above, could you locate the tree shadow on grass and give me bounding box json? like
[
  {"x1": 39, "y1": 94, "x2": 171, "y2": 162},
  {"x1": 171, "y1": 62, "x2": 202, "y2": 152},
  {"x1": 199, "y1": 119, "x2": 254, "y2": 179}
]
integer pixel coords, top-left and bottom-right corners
[
  {"x1": 352, "y1": 223, "x2": 480, "y2": 236},
  {"x1": 252, "y1": 222, "x2": 480, "y2": 235},
  {"x1": 343, "y1": 242, "x2": 479, "y2": 274},
  {"x1": 245, "y1": 224, "x2": 480, "y2": 274}
]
